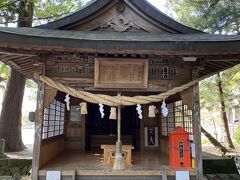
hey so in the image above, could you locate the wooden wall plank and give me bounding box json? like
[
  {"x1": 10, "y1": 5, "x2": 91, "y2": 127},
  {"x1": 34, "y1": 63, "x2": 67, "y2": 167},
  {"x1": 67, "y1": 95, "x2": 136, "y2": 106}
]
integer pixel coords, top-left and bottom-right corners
[{"x1": 40, "y1": 137, "x2": 65, "y2": 167}]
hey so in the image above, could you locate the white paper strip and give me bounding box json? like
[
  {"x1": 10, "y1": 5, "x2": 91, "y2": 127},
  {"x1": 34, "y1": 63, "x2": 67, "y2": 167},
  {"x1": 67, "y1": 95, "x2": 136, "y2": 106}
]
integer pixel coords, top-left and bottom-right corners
[
  {"x1": 64, "y1": 94, "x2": 70, "y2": 111},
  {"x1": 136, "y1": 104, "x2": 143, "y2": 119},
  {"x1": 161, "y1": 100, "x2": 168, "y2": 117},
  {"x1": 99, "y1": 103, "x2": 105, "y2": 118}
]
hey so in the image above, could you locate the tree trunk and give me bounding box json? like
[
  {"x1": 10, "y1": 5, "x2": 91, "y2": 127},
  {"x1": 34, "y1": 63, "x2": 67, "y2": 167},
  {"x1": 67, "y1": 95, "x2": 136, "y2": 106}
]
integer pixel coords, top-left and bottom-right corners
[
  {"x1": 201, "y1": 126, "x2": 228, "y2": 154},
  {"x1": 0, "y1": 69, "x2": 26, "y2": 151},
  {"x1": 210, "y1": 111, "x2": 218, "y2": 139},
  {"x1": 0, "y1": 0, "x2": 33, "y2": 152},
  {"x1": 216, "y1": 73, "x2": 235, "y2": 149}
]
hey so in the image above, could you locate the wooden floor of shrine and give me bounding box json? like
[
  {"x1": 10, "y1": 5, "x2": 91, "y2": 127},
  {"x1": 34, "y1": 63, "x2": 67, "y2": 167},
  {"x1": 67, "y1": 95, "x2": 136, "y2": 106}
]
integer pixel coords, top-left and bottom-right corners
[{"x1": 39, "y1": 150, "x2": 196, "y2": 176}]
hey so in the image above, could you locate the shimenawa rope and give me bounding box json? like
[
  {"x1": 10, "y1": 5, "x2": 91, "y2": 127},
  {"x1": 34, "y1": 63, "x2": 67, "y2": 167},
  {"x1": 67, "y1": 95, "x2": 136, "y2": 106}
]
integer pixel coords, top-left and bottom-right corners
[{"x1": 34, "y1": 73, "x2": 199, "y2": 106}]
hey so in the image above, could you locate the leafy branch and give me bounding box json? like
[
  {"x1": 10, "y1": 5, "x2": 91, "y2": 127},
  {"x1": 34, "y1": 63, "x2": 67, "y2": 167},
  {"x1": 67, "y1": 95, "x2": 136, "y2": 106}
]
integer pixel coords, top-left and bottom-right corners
[{"x1": 0, "y1": 0, "x2": 20, "y2": 9}]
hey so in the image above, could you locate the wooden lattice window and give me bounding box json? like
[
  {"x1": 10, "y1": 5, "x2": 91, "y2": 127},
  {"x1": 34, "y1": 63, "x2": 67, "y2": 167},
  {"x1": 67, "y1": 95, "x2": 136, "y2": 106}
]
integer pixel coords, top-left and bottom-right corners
[
  {"x1": 162, "y1": 103, "x2": 175, "y2": 136},
  {"x1": 183, "y1": 104, "x2": 193, "y2": 133},
  {"x1": 161, "y1": 100, "x2": 193, "y2": 136},
  {"x1": 175, "y1": 101, "x2": 184, "y2": 128},
  {"x1": 42, "y1": 100, "x2": 65, "y2": 139}
]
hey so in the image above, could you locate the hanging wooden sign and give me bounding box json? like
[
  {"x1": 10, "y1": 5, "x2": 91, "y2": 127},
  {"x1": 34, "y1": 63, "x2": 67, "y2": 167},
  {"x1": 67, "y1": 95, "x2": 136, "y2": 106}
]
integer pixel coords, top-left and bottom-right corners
[{"x1": 94, "y1": 58, "x2": 148, "y2": 89}]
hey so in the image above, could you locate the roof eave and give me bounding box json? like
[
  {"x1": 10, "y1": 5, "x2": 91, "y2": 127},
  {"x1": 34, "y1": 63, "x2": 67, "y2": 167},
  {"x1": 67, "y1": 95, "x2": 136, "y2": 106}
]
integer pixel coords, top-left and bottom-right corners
[{"x1": 0, "y1": 31, "x2": 239, "y2": 55}]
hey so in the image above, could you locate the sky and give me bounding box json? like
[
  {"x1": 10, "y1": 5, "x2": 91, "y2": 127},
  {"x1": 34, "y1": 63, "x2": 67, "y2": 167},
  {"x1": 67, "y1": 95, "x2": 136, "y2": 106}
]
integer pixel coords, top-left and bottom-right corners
[{"x1": 147, "y1": 0, "x2": 169, "y2": 13}]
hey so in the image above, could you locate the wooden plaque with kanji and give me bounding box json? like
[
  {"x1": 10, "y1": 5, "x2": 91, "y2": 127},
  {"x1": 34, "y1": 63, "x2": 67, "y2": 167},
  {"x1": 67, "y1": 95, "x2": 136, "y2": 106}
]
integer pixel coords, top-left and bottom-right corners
[{"x1": 94, "y1": 58, "x2": 148, "y2": 89}]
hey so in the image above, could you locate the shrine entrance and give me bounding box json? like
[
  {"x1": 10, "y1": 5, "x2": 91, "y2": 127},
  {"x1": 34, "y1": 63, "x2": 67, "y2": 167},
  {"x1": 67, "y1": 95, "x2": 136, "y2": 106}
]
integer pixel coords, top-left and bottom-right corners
[
  {"x1": 85, "y1": 104, "x2": 140, "y2": 151},
  {"x1": 38, "y1": 90, "x2": 198, "y2": 178}
]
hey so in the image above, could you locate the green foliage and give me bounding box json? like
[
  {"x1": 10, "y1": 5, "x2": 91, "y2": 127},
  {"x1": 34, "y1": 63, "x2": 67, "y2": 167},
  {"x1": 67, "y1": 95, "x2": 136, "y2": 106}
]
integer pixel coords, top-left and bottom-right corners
[
  {"x1": 0, "y1": 60, "x2": 37, "y2": 89},
  {"x1": 233, "y1": 125, "x2": 240, "y2": 145},
  {"x1": 167, "y1": 0, "x2": 240, "y2": 34},
  {"x1": 0, "y1": 61, "x2": 10, "y2": 80},
  {"x1": 26, "y1": 79, "x2": 37, "y2": 101},
  {"x1": 200, "y1": 76, "x2": 219, "y2": 111},
  {"x1": 0, "y1": 0, "x2": 20, "y2": 25},
  {"x1": 0, "y1": 61, "x2": 10, "y2": 90},
  {"x1": 200, "y1": 65, "x2": 240, "y2": 114},
  {"x1": 220, "y1": 64, "x2": 240, "y2": 109},
  {"x1": 0, "y1": 0, "x2": 91, "y2": 25},
  {"x1": 167, "y1": 1, "x2": 240, "y2": 145},
  {"x1": 25, "y1": 79, "x2": 37, "y2": 89},
  {"x1": 201, "y1": 137, "x2": 211, "y2": 145},
  {"x1": 33, "y1": 0, "x2": 86, "y2": 25}
]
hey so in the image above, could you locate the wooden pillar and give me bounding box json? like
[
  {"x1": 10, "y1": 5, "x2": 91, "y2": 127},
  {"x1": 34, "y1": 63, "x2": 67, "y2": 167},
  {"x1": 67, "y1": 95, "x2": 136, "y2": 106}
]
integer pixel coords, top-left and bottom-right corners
[
  {"x1": 192, "y1": 69, "x2": 203, "y2": 180},
  {"x1": 81, "y1": 115, "x2": 86, "y2": 151},
  {"x1": 113, "y1": 105, "x2": 125, "y2": 170},
  {"x1": 32, "y1": 64, "x2": 45, "y2": 180},
  {"x1": 116, "y1": 105, "x2": 122, "y2": 152}
]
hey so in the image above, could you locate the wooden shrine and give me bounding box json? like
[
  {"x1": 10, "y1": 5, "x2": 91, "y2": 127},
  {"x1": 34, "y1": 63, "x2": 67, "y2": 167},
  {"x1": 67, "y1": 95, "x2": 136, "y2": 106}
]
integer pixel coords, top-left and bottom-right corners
[{"x1": 0, "y1": 0, "x2": 239, "y2": 179}]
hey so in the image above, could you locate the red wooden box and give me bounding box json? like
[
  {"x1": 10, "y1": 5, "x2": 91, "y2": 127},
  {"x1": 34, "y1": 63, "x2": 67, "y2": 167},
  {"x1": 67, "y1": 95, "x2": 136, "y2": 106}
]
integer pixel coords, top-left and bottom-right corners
[{"x1": 169, "y1": 126, "x2": 191, "y2": 168}]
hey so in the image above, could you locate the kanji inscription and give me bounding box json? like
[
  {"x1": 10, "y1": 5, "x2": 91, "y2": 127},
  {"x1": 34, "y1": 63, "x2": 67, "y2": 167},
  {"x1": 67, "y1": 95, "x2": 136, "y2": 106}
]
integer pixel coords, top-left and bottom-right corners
[
  {"x1": 45, "y1": 55, "x2": 94, "y2": 78},
  {"x1": 94, "y1": 58, "x2": 148, "y2": 88}
]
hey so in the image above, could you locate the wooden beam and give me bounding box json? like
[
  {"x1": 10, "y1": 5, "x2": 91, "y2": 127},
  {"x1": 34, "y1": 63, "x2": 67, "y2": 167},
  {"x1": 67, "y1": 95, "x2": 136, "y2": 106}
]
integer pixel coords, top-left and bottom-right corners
[
  {"x1": 48, "y1": 78, "x2": 191, "y2": 92},
  {"x1": 19, "y1": 64, "x2": 34, "y2": 69},
  {"x1": 0, "y1": 48, "x2": 36, "y2": 56},
  {"x1": 5, "y1": 56, "x2": 31, "y2": 63},
  {"x1": 199, "y1": 70, "x2": 211, "y2": 76},
  {"x1": 204, "y1": 64, "x2": 220, "y2": 72},
  {"x1": 207, "y1": 61, "x2": 230, "y2": 69},
  {"x1": 19, "y1": 70, "x2": 36, "y2": 75},
  {"x1": 32, "y1": 64, "x2": 45, "y2": 180},
  {"x1": 21, "y1": 65, "x2": 36, "y2": 70},
  {"x1": 0, "y1": 54, "x2": 16, "y2": 59},
  {"x1": 192, "y1": 69, "x2": 203, "y2": 180},
  {"x1": 220, "y1": 61, "x2": 239, "y2": 66},
  {"x1": 14, "y1": 56, "x2": 33, "y2": 63},
  {"x1": 206, "y1": 58, "x2": 240, "y2": 62},
  {"x1": 8, "y1": 61, "x2": 21, "y2": 70}
]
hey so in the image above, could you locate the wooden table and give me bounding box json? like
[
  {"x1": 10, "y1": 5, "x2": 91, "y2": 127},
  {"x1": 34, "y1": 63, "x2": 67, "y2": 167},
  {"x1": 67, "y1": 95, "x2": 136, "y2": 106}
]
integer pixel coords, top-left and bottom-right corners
[{"x1": 101, "y1": 145, "x2": 134, "y2": 165}]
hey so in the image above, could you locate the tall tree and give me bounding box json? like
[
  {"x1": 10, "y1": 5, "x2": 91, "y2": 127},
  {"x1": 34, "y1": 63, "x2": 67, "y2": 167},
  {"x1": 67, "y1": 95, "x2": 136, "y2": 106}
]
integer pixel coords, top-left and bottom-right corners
[
  {"x1": 0, "y1": 0, "x2": 33, "y2": 151},
  {"x1": 167, "y1": 0, "x2": 240, "y2": 34},
  {"x1": 216, "y1": 73, "x2": 235, "y2": 148},
  {"x1": 167, "y1": 0, "x2": 240, "y2": 149}
]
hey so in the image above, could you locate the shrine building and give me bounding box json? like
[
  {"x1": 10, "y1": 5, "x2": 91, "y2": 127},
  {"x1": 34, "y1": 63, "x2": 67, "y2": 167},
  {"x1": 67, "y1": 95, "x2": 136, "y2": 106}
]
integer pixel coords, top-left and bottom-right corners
[{"x1": 0, "y1": 0, "x2": 239, "y2": 179}]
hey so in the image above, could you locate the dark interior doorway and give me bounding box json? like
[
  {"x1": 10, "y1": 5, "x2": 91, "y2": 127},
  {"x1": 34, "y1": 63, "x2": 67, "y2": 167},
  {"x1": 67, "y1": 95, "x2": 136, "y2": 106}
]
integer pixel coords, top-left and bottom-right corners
[{"x1": 85, "y1": 104, "x2": 140, "y2": 151}]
